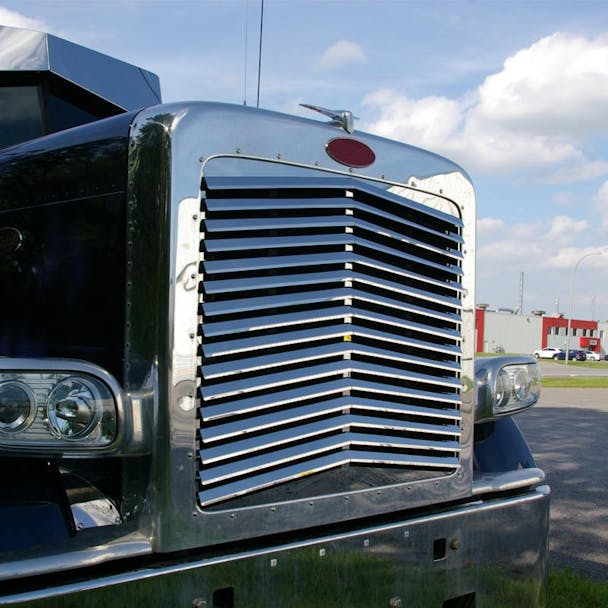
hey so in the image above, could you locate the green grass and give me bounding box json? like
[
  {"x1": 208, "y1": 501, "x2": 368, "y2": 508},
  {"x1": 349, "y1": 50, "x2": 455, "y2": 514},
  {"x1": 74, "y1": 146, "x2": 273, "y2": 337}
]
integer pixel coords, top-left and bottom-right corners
[
  {"x1": 548, "y1": 569, "x2": 608, "y2": 608},
  {"x1": 541, "y1": 376, "x2": 608, "y2": 388},
  {"x1": 550, "y1": 359, "x2": 608, "y2": 368}
]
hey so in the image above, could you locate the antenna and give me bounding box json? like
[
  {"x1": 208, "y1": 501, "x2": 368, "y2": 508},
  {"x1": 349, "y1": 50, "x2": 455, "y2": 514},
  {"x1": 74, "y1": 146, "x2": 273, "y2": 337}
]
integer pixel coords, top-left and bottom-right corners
[
  {"x1": 243, "y1": 0, "x2": 249, "y2": 105},
  {"x1": 256, "y1": 0, "x2": 264, "y2": 108}
]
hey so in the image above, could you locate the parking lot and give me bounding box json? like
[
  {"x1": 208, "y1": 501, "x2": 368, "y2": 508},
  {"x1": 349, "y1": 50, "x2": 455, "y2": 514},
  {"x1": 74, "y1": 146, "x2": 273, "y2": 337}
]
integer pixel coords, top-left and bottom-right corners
[{"x1": 516, "y1": 384, "x2": 608, "y2": 582}]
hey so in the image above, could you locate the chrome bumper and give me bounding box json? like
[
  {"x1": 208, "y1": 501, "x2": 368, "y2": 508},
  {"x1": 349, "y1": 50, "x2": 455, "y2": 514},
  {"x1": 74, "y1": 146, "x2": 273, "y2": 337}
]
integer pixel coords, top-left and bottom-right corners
[{"x1": 0, "y1": 480, "x2": 549, "y2": 608}]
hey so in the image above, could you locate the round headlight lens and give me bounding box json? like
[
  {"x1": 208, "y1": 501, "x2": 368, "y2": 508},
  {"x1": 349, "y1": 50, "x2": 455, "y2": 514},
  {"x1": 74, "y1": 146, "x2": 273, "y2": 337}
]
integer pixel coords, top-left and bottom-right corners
[
  {"x1": 47, "y1": 378, "x2": 101, "y2": 439},
  {"x1": 494, "y1": 369, "x2": 511, "y2": 409},
  {"x1": 513, "y1": 368, "x2": 531, "y2": 401},
  {"x1": 0, "y1": 381, "x2": 36, "y2": 432}
]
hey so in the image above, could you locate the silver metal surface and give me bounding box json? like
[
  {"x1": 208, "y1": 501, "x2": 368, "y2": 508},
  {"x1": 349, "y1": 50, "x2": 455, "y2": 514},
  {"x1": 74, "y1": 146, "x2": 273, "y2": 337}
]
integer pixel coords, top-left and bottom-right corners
[
  {"x1": 71, "y1": 499, "x2": 122, "y2": 530},
  {"x1": 472, "y1": 467, "x2": 545, "y2": 495},
  {"x1": 0, "y1": 25, "x2": 161, "y2": 110},
  {"x1": 0, "y1": 528, "x2": 152, "y2": 583},
  {"x1": 0, "y1": 487, "x2": 549, "y2": 606},
  {"x1": 300, "y1": 103, "x2": 356, "y2": 133},
  {"x1": 124, "y1": 102, "x2": 477, "y2": 551}
]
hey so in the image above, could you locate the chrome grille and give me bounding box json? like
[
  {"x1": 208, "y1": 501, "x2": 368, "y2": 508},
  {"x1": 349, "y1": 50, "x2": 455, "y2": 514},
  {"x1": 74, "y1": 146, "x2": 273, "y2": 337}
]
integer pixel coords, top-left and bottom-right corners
[{"x1": 197, "y1": 176, "x2": 463, "y2": 507}]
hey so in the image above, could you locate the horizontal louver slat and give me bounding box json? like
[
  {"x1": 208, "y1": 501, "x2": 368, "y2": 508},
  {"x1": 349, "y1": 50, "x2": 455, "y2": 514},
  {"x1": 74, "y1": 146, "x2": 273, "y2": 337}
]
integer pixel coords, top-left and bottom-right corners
[
  {"x1": 202, "y1": 322, "x2": 461, "y2": 358},
  {"x1": 205, "y1": 217, "x2": 461, "y2": 263},
  {"x1": 201, "y1": 414, "x2": 461, "y2": 448},
  {"x1": 201, "y1": 377, "x2": 460, "y2": 421},
  {"x1": 200, "y1": 403, "x2": 461, "y2": 444},
  {"x1": 204, "y1": 195, "x2": 463, "y2": 245},
  {"x1": 199, "y1": 451, "x2": 461, "y2": 506},
  {"x1": 201, "y1": 433, "x2": 460, "y2": 483},
  {"x1": 202, "y1": 342, "x2": 459, "y2": 380},
  {"x1": 201, "y1": 360, "x2": 460, "y2": 401},
  {"x1": 203, "y1": 305, "x2": 459, "y2": 343},
  {"x1": 203, "y1": 252, "x2": 461, "y2": 293}
]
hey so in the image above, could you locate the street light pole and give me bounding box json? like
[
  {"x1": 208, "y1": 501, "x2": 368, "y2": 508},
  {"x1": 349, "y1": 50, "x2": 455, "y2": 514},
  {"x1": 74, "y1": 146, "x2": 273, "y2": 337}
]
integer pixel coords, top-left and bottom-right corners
[{"x1": 565, "y1": 248, "x2": 608, "y2": 365}]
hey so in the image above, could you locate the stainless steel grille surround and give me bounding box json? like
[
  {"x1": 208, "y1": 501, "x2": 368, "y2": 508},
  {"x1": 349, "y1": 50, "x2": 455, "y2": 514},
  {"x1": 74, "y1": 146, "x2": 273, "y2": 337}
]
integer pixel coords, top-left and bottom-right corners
[{"x1": 197, "y1": 174, "x2": 463, "y2": 507}]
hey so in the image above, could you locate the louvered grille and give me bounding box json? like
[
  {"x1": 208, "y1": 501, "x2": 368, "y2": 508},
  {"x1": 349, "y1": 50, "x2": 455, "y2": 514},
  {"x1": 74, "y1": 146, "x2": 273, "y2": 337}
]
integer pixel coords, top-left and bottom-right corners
[{"x1": 197, "y1": 176, "x2": 463, "y2": 507}]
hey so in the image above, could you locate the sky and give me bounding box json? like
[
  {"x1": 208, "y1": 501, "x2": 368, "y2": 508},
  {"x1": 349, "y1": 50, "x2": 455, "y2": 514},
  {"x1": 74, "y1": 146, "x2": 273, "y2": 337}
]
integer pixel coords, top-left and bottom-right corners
[{"x1": 3, "y1": 0, "x2": 608, "y2": 321}]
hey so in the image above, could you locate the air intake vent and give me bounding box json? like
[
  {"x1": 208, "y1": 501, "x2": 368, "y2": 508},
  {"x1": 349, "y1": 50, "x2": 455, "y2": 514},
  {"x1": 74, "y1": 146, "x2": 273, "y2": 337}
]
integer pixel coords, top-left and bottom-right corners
[{"x1": 197, "y1": 175, "x2": 463, "y2": 507}]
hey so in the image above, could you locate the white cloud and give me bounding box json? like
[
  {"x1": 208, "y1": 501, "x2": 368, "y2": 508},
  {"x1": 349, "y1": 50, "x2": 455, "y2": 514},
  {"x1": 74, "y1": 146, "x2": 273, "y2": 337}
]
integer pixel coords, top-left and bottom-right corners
[
  {"x1": 314, "y1": 40, "x2": 365, "y2": 71},
  {"x1": 476, "y1": 213, "x2": 601, "y2": 286},
  {"x1": 593, "y1": 180, "x2": 608, "y2": 232},
  {"x1": 552, "y1": 192, "x2": 576, "y2": 206},
  {"x1": 544, "y1": 246, "x2": 608, "y2": 269},
  {"x1": 547, "y1": 215, "x2": 589, "y2": 243},
  {"x1": 363, "y1": 92, "x2": 580, "y2": 173},
  {"x1": 363, "y1": 32, "x2": 608, "y2": 173},
  {"x1": 362, "y1": 89, "x2": 465, "y2": 151},
  {"x1": 477, "y1": 217, "x2": 505, "y2": 235},
  {"x1": 474, "y1": 33, "x2": 608, "y2": 138},
  {"x1": 476, "y1": 212, "x2": 608, "y2": 314},
  {"x1": 478, "y1": 215, "x2": 589, "y2": 259},
  {"x1": 545, "y1": 161, "x2": 608, "y2": 185},
  {"x1": 0, "y1": 7, "x2": 46, "y2": 31},
  {"x1": 476, "y1": 219, "x2": 544, "y2": 279}
]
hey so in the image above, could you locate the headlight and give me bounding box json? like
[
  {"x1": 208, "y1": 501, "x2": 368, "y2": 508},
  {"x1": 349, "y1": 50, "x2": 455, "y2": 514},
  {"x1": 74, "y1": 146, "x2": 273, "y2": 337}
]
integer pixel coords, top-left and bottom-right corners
[
  {"x1": 0, "y1": 381, "x2": 36, "y2": 432},
  {"x1": 475, "y1": 356, "x2": 541, "y2": 422},
  {"x1": 47, "y1": 377, "x2": 107, "y2": 440},
  {"x1": 0, "y1": 359, "x2": 120, "y2": 452}
]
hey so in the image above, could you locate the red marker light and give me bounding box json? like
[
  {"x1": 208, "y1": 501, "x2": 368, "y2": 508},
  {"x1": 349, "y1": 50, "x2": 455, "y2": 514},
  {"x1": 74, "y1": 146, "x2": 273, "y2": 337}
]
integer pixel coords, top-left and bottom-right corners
[{"x1": 326, "y1": 138, "x2": 376, "y2": 168}]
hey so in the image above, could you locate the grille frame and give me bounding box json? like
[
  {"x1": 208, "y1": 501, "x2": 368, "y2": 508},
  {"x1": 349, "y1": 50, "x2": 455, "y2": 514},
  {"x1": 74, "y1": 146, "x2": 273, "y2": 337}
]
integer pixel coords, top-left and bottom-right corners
[{"x1": 126, "y1": 102, "x2": 476, "y2": 552}]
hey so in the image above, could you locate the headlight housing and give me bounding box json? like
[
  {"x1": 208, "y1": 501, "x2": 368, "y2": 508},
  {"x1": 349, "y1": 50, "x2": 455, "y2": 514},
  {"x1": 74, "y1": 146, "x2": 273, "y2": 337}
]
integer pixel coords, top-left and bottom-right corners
[
  {"x1": 0, "y1": 359, "x2": 121, "y2": 453},
  {"x1": 475, "y1": 356, "x2": 541, "y2": 422}
]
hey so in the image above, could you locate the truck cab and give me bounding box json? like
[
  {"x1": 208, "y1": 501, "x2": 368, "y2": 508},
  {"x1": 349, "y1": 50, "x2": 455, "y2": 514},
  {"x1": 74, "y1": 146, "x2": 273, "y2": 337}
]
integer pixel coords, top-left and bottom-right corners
[{"x1": 0, "y1": 25, "x2": 548, "y2": 608}]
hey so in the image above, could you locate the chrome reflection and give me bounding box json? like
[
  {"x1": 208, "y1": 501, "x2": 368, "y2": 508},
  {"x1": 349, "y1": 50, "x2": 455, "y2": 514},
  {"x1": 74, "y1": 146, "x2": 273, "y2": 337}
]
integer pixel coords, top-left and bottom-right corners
[
  {"x1": 72, "y1": 498, "x2": 122, "y2": 530},
  {"x1": 0, "y1": 25, "x2": 161, "y2": 110},
  {"x1": 0, "y1": 27, "x2": 47, "y2": 70},
  {"x1": 388, "y1": 171, "x2": 468, "y2": 219}
]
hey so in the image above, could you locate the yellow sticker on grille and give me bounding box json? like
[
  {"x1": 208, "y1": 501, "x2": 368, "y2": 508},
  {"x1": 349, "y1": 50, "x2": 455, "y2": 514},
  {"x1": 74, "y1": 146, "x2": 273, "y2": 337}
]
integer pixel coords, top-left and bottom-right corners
[{"x1": 344, "y1": 334, "x2": 352, "y2": 342}]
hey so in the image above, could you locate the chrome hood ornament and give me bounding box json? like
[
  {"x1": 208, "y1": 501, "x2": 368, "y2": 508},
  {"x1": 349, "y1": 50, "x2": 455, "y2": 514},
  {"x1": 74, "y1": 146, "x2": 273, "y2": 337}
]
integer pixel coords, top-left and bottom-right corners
[{"x1": 300, "y1": 103, "x2": 357, "y2": 134}]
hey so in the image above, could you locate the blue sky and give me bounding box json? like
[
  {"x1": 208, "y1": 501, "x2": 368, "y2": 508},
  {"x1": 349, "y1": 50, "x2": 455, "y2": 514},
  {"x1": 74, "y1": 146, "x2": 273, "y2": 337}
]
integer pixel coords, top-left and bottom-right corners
[{"x1": 3, "y1": 0, "x2": 608, "y2": 321}]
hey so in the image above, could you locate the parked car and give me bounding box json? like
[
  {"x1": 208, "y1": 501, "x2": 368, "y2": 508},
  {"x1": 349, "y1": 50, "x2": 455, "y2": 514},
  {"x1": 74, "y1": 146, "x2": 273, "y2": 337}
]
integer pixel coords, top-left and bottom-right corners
[
  {"x1": 555, "y1": 349, "x2": 587, "y2": 361},
  {"x1": 533, "y1": 347, "x2": 563, "y2": 359},
  {"x1": 584, "y1": 350, "x2": 602, "y2": 361}
]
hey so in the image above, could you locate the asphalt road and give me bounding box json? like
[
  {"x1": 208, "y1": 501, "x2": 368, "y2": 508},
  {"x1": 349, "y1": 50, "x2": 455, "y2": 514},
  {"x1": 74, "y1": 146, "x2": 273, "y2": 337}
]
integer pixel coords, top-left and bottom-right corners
[
  {"x1": 515, "y1": 386, "x2": 608, "y2": 582},
  {"x1": 538, "y1": 359, "x2": 608, "y2": 377}
]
